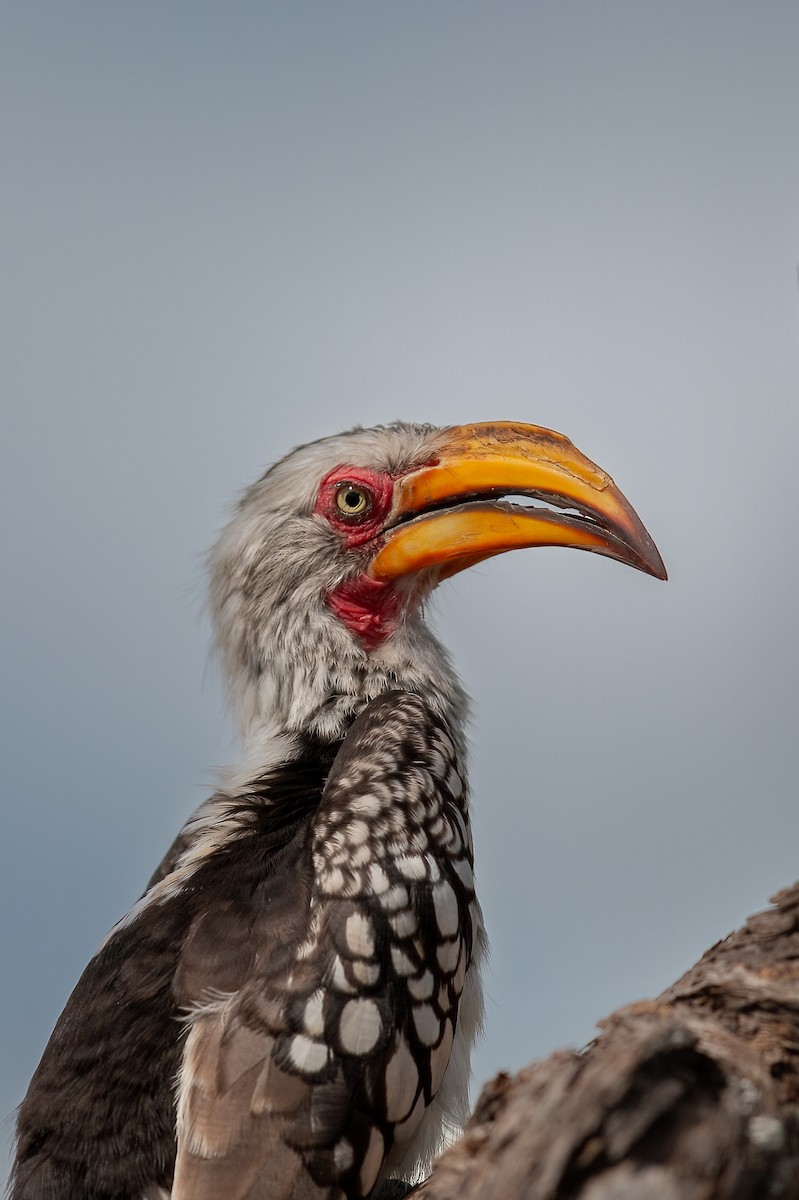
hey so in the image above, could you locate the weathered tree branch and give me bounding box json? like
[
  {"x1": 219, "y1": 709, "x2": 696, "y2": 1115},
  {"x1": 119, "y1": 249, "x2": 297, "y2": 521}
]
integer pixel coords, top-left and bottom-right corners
[{"x1": 411, "y1": 882, "x2": 799, "y2": 1200}]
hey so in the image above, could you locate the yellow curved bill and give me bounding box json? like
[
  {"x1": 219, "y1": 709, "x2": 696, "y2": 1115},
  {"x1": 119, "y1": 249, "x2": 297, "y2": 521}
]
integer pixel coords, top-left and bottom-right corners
[{"x1": 370, "y1": 421, "x2": 666, "y2": 583}]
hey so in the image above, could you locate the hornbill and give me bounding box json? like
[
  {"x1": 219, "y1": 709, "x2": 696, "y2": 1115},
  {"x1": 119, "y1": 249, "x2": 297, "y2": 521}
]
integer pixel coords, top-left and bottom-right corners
[{"x1": 11, "y1": 421, "x2": 666, "y2": 1200}]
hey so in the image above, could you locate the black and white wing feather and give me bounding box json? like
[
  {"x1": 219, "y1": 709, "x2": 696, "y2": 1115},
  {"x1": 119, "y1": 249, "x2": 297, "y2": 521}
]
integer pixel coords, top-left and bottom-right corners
[
  {"x1": 173, "y1": 691, "x2": 479, "y2": 1200},
  {"x1": 10, "y1": 692, "x2": 480, "y2": 1200}
]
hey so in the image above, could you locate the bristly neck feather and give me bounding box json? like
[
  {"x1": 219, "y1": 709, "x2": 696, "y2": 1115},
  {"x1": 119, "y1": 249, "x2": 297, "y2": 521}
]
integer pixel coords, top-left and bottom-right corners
[
  {"x1": 211, "y1": 559, "x2": 469, "y2": 767},
  {"x1": 225, "y1": 602, "x2": 468, "y2": 762}
]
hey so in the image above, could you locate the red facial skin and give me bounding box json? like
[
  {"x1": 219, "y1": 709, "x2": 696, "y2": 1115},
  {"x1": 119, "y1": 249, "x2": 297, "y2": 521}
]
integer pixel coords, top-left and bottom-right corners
[
  {"x1": 314, "y1": 467, "x2": 395, "y2": 545},
  {"x1": 314, "y1": 466, "x2": 404, "y2": 649},
  {"x1": 326, "y1": 576, "x2": 403, "y2": 649}
]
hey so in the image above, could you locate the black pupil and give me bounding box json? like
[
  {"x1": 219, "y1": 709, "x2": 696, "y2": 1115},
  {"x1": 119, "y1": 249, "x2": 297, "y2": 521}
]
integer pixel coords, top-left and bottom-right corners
[{"x1": 345, "y1": 490, "x2": 361, "y2": 508}]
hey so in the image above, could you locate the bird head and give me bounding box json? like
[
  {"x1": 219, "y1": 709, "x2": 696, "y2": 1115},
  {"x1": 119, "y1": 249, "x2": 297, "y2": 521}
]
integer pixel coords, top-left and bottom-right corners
[{"x1": 210, "y1": 421, "x2": 665, "y2": 745}]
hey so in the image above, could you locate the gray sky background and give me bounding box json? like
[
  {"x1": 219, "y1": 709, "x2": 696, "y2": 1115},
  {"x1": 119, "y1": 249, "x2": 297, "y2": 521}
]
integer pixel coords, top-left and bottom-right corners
[{"x1": 2, "y1": 1, "x2": 798, "y2": 1181}]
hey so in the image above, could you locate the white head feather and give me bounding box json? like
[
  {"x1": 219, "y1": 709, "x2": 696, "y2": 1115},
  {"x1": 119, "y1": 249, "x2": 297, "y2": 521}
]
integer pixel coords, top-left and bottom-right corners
[{"x1": 209, "y1": 423, "x2": 470, "y2": 753}]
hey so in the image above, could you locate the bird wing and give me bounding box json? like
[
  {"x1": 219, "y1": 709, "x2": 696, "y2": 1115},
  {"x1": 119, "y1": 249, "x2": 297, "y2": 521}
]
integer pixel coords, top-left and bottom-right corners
[{"x1": 172, "y1": 692, "x2": 476, "y2": 1200}]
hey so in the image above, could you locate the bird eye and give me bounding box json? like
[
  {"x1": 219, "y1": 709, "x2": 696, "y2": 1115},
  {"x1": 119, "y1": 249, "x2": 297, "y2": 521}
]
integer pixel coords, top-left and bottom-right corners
[{"x1": 335, "y1": 483, "x2": 371, "y2": 518}]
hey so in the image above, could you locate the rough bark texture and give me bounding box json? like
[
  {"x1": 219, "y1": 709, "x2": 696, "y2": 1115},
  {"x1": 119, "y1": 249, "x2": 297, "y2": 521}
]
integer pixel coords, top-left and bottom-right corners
[{"x1": 410, "y1": 882, "x2": 799, "y2": 1200}]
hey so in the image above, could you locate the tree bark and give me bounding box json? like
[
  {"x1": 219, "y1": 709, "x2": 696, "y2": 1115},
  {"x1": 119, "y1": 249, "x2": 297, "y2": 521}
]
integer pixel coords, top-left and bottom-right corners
[{"x1": 410, "y1": 882, "x2": 799, "y2": 1200}]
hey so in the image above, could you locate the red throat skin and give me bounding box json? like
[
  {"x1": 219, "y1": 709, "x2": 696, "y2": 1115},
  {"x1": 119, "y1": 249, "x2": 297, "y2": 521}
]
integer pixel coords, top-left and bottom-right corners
[{"x1": 326, "y1": 575, "x2": 403, "y2": 650}]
